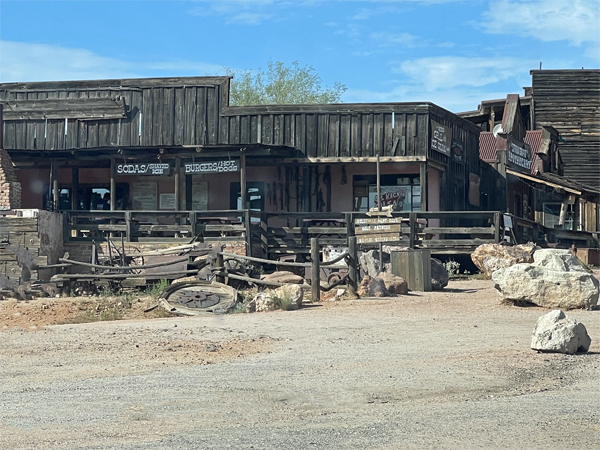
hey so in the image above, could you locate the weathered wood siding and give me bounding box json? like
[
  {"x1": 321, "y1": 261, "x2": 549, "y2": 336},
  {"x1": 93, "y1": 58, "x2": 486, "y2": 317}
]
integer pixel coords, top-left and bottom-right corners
[
  {"x1": 0, "y1": 77, "x2": 230, "y2": 151},
  {"x1": 429, "y1": 107, "x2": 481, "y2": 212},
  {"x1": 219, "y1": 104, "x2": 433, "y2": 158},
  {"x1": 532, "y1": 70, "x2": 600, "y2": 188}
]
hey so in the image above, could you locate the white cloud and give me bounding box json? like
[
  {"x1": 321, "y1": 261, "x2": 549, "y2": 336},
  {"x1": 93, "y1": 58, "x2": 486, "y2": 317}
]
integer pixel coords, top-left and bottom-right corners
[
  {"x1": 482, "y1": 0, "x2": 600, "y2": 46},
  {"x1": 394, "y1": 56, "x2": 536, "y2": 91},
  {"x1": 0, "y1": 41, "x2": 227, "y2": 83},
  {"x1": 370, "y1": 31, "x2": 422, "y2": 48}
]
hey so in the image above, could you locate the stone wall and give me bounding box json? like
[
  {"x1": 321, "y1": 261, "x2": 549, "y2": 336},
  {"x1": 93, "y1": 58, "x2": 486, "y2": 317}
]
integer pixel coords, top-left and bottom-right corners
[{"x1": 0, "y1": 148, "x2": 21, "y2": 210}]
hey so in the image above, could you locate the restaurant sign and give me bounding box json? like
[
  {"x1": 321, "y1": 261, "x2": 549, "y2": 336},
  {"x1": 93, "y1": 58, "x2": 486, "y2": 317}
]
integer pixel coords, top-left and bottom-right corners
[
  {"x1": 184, "y1": 159, "x2": 240, "y2": 174},
  {"x1": 431, "y1": 120, "x2": 451, "y2": 156},
  {"x1": 506, "y1": 137, "x2": 532, "y2": 173},
  {"x1": 116, "y1": 163, "x2": 171, "y2": 176}
]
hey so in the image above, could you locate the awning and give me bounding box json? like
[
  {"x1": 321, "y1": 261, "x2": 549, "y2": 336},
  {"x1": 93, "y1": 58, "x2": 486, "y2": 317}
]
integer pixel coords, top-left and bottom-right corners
[{"x1": 506, "y1": 169, "x2": 581, "y2": 195}]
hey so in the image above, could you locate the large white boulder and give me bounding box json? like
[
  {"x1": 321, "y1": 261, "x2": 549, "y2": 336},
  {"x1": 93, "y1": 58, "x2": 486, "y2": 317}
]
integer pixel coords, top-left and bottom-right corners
[
  {"x1": 531, "y1": 310, "x2": 591, "y2": 354},
  {"x1": 492, "y1": 249, "x2": 599, "y2": 310}
]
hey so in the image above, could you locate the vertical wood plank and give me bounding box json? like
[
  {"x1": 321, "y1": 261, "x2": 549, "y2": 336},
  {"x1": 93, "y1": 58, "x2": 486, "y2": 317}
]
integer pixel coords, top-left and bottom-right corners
[
  {"x1": 129, "y1": 89, "x2": 142, "y2": 147},
  {"x1": 406, "y1": 114, "x2": 417, "y2": 156},
  {"x1": 363, "y1": 113, "x2": 374, "y2": 156},
  {"x1": 207, "y1": 86, "x2": 218, "y2": 145},
  {"x1": 152, "y1": 87, "x2": 164, "y2": 146},
  {"x1": 373, "y1": 113, "x2": 384, "y2": 156},
  {"x1": 173, "y1": 87, "x2": 185, "y2": 146},
  {"x1": 328, "y1": 114, "x2": 339, "y2": 157},
  {"x1": 183, "y1": 87, "x2": 196, "y2": 145},
  {"x1": 240, "y1": 115, "x2": 250, "y2": 143},
  {"x1": 97, "y1": 90, "x2": 111, "y2": 148},
  {"x1": 163, "y1": 87, "x2": 174, "y2": 146},
  {"x1": 351, "y1": 114, "x2": 361, "y2": 157},
  {"x1": 306, "y1": 114, "x2": 317, "y2": 157},
  {"x1": 416, "y1": 114, "x2": 428, "y2": 156},
  {"x1": 340, "y1": 114, "x2": 350, "y2": 157},
  {"x1": 196, "y1": 87, "x2": 207, "y2": 145},
  {"x1": 141, "y1": 88, "x2": 153, "y2": 146},
  {"x1": 384, "y1": 113, "x2": 393, "y2": 155}
]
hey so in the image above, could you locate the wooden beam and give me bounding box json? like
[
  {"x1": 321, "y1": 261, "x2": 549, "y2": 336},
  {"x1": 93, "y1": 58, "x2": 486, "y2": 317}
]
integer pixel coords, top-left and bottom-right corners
[
  {"x1": 110, "y1": 158, "x2": 116, "y2": 211},
  {"x1": 240, "y1": 151, "x2": 247, "y2": 210},
  {"x1": 174, "y1": 157, "x2": 181, "y2": 211},
  {"x1": 2, "y1": 98, "x2": 127, "y2": 120},
  {"x1": 280, "y1": 156, "x2": 426, "y2": 164}
]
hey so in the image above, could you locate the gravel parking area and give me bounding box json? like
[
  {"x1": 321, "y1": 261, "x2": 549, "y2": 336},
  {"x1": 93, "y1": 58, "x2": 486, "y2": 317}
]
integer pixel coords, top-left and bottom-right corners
[{"x1": 1, "y1": 278, "x2": 599, "y2": 449}]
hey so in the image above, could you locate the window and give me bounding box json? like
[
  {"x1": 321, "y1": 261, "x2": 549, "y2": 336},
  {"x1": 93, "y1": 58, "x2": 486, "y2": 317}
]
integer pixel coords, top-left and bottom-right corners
[
  {"x1": 230, "y1": 182, "x2": 265, "y2": 213},
  {"x1": 353, "y1": 175, "x2": 421, "y2": 212}
]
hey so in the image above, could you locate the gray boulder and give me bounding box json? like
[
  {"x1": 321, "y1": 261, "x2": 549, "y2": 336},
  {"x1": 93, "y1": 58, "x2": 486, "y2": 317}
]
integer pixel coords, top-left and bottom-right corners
[
  {"x1": 431, "y1": 258, "x2": 449, "y2": 290},
  {"x1": 531, "y1": 310, "x2": 591, "y2": 354},
  {"x1": 357, "y1": 276, "x2": 390, "y2": 298},
  {"x1": 359, "y1": 250, "x2": 382, "y2": 277},
  {"x1": 376, "y1": 272, "x2": 408, "y2": 295},
  {"x1": 492, "y1": 249, "x2": 599, "y2": 310}
]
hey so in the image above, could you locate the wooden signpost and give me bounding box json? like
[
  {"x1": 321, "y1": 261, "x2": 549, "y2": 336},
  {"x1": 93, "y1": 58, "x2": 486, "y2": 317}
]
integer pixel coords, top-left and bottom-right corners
[{"x1": 354, "y1": 215, "x2": 405, "y2": 245}]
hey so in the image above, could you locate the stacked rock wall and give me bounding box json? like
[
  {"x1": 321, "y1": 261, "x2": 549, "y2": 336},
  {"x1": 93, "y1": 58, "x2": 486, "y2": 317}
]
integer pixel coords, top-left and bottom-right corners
[{"x1": 0, "y1": 148, "x2": 21, "y2": 210}]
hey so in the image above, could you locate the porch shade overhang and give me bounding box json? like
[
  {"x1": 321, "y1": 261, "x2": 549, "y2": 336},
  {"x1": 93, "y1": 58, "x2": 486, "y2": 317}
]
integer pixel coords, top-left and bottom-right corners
[{"x1": 506, "y1": 168, "x2": 600, "y2": 202}]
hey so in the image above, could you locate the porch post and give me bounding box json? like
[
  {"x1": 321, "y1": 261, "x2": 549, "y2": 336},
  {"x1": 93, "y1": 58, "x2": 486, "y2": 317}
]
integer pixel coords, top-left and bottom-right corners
[
  {"x1": 71, "y1": 166, "x2": 79, "y2": 210},
  {"x1": 420, "y1": 162, "x2": 428, "y2": 211},
  {"x1": 174, "y1": 157, "x2": 181, "y2": 211},
  {"x1": 51, "y1": 159, "x2": 59, "y2": 211},
  {"x1": 240, "y1": 150, "x2": 247, "y2": 210},
  {"x1": 110, "y1": 157, "x2": 116, "y2": 211}
]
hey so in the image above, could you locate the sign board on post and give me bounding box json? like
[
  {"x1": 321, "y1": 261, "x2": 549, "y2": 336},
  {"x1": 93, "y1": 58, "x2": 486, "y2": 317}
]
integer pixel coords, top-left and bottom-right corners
[
  {"x1": 184, "y1": 160, "x2": 240, "y2": 174},
  {"x1": 431, "y1": 120, "x2": 451, "y2": 156},
  {"x1": 116, "y1": 163, "x2": 171, "y2": 176},
  {"x1": 355, "y1": 217, "x2": 406, "y2": 244}
]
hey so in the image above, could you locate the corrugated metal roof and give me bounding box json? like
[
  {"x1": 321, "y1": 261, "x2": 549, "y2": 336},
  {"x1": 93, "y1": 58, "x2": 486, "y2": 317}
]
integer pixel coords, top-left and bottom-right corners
[
  {"x1": 479, "y1": 132, "x2": 497, "y2": 162},
  {"x1": 525, "y1": 130, "x2": 542, "y2": 174},
  {"x1": 480, "y1": 130, "x2": 543, "y2": 175}
]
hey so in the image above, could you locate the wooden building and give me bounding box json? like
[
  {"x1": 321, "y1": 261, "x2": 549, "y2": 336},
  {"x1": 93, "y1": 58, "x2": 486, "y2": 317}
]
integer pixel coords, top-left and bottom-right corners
[
  {"x1": 0, "y1": 76, "x2": 483, "y2": 225},
  {"x1": 460, "y1": 73, "x2": 600, "y2": 234}
]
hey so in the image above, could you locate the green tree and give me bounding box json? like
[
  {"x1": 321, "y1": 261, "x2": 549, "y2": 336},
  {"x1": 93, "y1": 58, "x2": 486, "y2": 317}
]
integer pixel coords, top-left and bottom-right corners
[{"x1": 228, "y1": 61, "x2": 346, "y2": 106}]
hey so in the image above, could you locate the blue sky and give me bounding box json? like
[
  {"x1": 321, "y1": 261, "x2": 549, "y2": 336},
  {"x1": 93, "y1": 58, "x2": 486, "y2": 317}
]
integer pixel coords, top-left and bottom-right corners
[{"x1": 0, "y1": 0, "x2": 598, "y2": 112}]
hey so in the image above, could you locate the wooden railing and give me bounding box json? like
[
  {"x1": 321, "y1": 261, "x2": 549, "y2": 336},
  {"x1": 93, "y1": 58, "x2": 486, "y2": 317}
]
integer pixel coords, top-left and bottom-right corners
[
  {"x1": 63, "y1": 209, "x2": 252, "y2": 249},
  {"x1": 63, "y1": 209, "x2": 598, "y2": 258}
]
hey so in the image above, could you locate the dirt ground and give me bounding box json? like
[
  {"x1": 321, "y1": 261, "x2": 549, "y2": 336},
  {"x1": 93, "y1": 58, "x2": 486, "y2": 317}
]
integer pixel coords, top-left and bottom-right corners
[{"x1": 1, "y1": 275, "x2": 599, "y2": 449}]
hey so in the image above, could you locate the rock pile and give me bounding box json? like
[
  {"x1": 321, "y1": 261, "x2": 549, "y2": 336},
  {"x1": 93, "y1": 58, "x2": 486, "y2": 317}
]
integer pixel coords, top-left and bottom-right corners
[
  {"x1": 0, "y1": 148, "x2": 22, "y2": 210},
  {"x1": 251, "y1": 284, "x2": 304, "y2": 312},
  {"x1": 492, "y1": 249, "x2": 599, "y2": 310},
  {"x1": 531, "y1": 310, "x2": 591, "y2": 354}
]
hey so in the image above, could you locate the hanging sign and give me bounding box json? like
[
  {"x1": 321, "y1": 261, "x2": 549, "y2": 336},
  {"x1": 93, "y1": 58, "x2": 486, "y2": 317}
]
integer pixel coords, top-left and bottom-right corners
[
  {"x1": 184, "y1": 159, "x2": 240, "y2": 174},
  {"x1": 506, "y1": 137, "x2": 532, "y2": 173},
  {"x1": 431, "y1": 120, "x2": 451, "y2": 156},
  {"x1": 116, "y1": 162, "x2": 171, "y2": 176}
]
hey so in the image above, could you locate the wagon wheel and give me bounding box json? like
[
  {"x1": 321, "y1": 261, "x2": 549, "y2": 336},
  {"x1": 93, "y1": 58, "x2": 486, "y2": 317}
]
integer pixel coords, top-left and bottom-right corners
[
  {"x1": 126, "y1": 247, "x2": 145, "y2": 275},
  {"x1": 222, "y1": 258, "x2": 255, "y2": 288},
  {"x1": 327, "y1": 272, "x2": 342, "y2": 285}
]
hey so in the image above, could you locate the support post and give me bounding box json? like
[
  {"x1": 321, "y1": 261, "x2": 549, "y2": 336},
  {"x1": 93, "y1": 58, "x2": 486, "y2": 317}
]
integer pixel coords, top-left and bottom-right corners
[
  {"x1": 124, "y1": 211, "x2": 132, "y2": 242},
  {"x1": 216, "y1": 252, "x2": 225, "y2": 284},
  {"x1": 494, "y1": 212, "x2": 501, "y2": 243},
  {"x1": 71, "y1": 166, "x2": 79, "y2": 210},
  {"x1": 244, "y1": 209, "x2": 252, "y2": 256},
  {"x1": 311, "y1": 237, "x2": 320, "y2": 302},
  {"x1": 348, "y1": 236, "x2": 358, "y2": 297},
  {"x1": 409, "y1": 212, "x2": 417, "y2": 248},
  {"x1": 51, "y1": 159, "x2": 59, "y2": 212},
  {"x1": 376, "y1": 154, "x2": 383, "y2": 272},
  {"x1": 240, "y1": 151, "x2": 247, "y2": 210},
  {"x1": 174, "y1": 157, "x2": 181, "y2": 211},
  {"x1": 420, "y1": 162, "x2": 427, "y2": 211},
  {"x1": 110, "y1": 158, "x2": 116, "y2": 211}
]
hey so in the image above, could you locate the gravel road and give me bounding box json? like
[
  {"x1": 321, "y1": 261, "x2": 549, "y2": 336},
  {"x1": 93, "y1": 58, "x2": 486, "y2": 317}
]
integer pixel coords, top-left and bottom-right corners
[{"x1": 1, "y1": 278, "x2": 599, "y2": 449}]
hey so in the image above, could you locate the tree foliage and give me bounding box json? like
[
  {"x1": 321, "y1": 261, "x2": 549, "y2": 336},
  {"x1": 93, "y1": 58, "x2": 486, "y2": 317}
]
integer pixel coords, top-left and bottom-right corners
[{"x1": 228, "y1": 61, "x2": 346, "y2": 106}]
